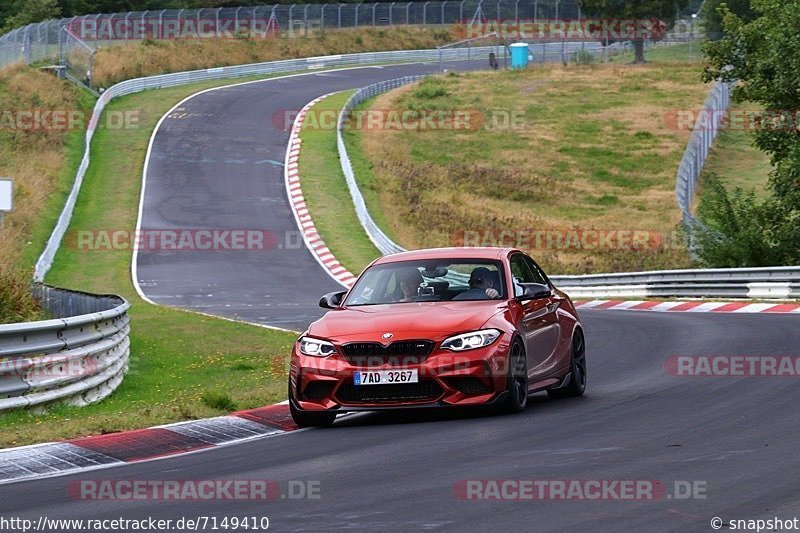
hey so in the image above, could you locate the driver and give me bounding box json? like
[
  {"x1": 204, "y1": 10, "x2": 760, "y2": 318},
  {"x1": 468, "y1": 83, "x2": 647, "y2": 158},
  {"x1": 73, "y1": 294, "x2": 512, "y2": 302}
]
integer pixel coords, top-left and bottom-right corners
[
  {"x1": 452, "y1": 267, "x2": 500, "y2": 300},
  {"x1": 396, "y1": 269, "x2": 423, "y2": 302}
]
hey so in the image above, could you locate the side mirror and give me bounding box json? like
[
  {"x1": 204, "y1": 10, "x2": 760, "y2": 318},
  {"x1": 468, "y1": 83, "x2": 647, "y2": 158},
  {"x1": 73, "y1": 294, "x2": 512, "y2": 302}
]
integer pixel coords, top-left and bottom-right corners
[
  {"x1": 319, "y1": 290, "x2": 347, "y2": 309},
  {"x1": 516, "y1": 283, "x2": 552, "y2": 301}
]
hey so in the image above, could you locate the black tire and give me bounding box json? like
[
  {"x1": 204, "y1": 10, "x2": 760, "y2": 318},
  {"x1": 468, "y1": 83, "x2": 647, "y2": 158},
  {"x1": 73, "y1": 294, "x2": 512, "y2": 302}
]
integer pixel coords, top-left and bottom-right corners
[
  {"x1": 548, "y1": 330, "x2": 587, "y2": 399},
  {"x1": 501, "y1": 340, "x2": 528, "y2": 413},
  {"x1": 288, "y1": 380, "x2": 337, "y2": 428}
]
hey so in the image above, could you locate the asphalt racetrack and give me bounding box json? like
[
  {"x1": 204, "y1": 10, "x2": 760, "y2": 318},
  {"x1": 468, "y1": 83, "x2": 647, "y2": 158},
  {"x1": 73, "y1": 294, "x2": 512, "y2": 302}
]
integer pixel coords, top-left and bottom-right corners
[
  {"x1": 134, "y1": 60, "x2": 484, "y2": 330},
  {"x1": 2, "y1": 311, "x2": 800, "y2": 531},
  {"x1": 11, "y1": 56, "x2": 798, "y2": 532}
]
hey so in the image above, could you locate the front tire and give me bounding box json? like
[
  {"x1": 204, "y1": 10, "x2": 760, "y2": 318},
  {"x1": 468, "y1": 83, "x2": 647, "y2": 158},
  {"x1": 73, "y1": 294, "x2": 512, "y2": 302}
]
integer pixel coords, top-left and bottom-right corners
[
  {"x1": 501, "y1": 340, "x2": 528, "y2": 413},
  {"x1": 289, "y1": 380, "x2": 336, "y2": 428},
  {"x1": 548, "y1": 330, "x2": 586, "y2": 398}
]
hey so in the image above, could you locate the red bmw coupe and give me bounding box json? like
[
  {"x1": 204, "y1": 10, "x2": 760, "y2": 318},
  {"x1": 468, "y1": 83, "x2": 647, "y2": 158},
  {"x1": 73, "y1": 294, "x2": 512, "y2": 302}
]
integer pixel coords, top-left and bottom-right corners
[{"x1": 289, "y1": 247, "x2": 586, "y2": 427}]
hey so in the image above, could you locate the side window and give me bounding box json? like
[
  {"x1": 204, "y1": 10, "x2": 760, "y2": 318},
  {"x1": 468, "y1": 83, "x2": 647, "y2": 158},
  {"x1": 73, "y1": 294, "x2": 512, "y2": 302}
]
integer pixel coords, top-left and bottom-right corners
[
  {"x1": 509, "y1": 254, "x2": 536, "y2": 296},
  {"x1": 523, "y1": 256, "x2": 548, "y2": 285}
]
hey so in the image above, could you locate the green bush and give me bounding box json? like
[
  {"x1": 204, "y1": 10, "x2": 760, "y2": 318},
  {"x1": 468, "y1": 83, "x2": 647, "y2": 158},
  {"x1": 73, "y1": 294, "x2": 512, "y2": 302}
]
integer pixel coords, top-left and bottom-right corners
[{"x1": 689, "y1": 173, "x2": 799, "y2": 267}]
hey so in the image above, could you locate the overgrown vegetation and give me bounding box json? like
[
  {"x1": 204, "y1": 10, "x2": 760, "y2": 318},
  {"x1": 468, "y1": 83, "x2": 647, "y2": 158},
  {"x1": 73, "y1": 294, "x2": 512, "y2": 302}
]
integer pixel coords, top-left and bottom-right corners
[
  {"x1": 350, "y1": 45, "x2": 705, "y2": 274},
  {"x1": 0, "y1": 65, "x2": 91, "y2": 322},
  {"x1": 91, "y1": 26, "x2": 456, "y2": 88},
  {"x1": 691, "y1": 0, "x2": 800, "y2": 266}
]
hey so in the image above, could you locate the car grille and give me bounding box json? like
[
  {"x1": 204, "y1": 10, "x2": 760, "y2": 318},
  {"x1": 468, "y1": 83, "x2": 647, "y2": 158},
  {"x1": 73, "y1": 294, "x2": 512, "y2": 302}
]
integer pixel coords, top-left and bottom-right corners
[
  {"x1": 446, "y1": 377, "x2": 494, "y2": 395},
  {"x1": 302, "y1": 381, "x2": 336, "y2": 401},
  {"x1": 341, "y1": 340, "x2": 435, "y2": 366},
  {"x1": 335, "y1": 379, "x2": 444, "y2": 404}
]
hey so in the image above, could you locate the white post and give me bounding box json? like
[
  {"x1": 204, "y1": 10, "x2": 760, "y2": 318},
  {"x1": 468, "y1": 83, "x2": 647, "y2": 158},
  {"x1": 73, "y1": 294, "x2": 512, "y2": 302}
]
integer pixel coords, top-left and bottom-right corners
[{"x1": 0, "y1": 178, "x2": 12, "y2": 229}]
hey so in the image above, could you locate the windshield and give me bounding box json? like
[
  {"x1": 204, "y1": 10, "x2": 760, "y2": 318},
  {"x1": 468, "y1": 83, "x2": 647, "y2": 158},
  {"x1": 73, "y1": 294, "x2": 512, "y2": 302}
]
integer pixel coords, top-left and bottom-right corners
[{"x1": 345, "y1": 259, "x2": 506, "y2": 306}]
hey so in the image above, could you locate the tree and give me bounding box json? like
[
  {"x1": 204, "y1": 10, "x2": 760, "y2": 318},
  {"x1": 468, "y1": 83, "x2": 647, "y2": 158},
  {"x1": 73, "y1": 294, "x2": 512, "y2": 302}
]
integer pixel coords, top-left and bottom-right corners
[
  {"x1": 692, "y1": 0, "x2": 800, "y2": 266},
  {"x1": 2, "y1": 0, "x2": 61, "y2": 32},
  {"x1": 700, "y1": 0, "x2": 756, "y2": 40},
  {"x1": 579, "y1": 0, "x2": 689, "y2": 63}
]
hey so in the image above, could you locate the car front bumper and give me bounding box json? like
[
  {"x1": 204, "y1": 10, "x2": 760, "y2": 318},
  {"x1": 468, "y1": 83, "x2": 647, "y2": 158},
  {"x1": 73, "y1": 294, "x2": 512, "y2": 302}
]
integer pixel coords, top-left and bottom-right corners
[{"x1": 290, "y1": 335, "x2": 513, "y2": 412}]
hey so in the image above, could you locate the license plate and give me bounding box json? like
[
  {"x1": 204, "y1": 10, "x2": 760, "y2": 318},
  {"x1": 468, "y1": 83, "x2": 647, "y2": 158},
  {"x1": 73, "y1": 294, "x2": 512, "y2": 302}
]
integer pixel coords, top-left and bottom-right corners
[{"x1": 353, "y1": 369, "x2": 418, "y2": 386}]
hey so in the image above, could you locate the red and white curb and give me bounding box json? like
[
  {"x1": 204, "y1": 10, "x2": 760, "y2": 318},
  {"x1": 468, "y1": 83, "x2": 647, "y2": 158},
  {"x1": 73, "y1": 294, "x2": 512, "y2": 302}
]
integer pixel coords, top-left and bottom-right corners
[
  {"x1": 0, "y1": 403, "x2": 298, "y2": 485},
  {"x1": 574, "y1": 300, "x2": 800, "y2": 313},
  {"x1": 285, "y1": 94, "x2": 357, "y2": 289}
]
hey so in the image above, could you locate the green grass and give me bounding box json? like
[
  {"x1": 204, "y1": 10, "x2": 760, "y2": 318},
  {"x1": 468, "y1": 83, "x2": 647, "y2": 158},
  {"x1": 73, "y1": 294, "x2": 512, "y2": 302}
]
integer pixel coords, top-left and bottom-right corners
[
  {"x1": 0, "y1": 73, "x2": 310, "y2": 448},
  {"x1": 698, "y1": 101, "x2": 772, "y2": 202},
  {"x1": 297, "y1": 91, "x2": 382, "y2": 275},
  {"x1": 20, "y1": 90, "x2": 96, "y2": 271},
  {"x1": 350, "y1": 56, "x2": 708, "y2": 274}
]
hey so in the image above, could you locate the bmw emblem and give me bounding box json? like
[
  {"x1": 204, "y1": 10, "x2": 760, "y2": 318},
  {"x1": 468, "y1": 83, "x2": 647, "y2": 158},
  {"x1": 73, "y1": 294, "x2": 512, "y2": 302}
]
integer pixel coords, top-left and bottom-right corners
[{"x1": 382, "y1": 332, "x2": 393, "y2": 339}]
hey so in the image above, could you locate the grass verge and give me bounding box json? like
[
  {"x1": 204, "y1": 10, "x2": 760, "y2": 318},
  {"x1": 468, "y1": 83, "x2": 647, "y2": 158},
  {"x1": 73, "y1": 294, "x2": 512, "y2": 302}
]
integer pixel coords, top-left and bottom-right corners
[
  {"x1": 93, "y1": 26, "x2": 457, "y2": 88},
  {"x1": 0, "y1": 66, "x2": 93, "y2": 322},
  {"x1": 697, "y1": 101, "x2": 772, "y2": 202},
  {"x1": 297, "y1": 91, "x2": 382, "y2": 275},
  {"x1": 348, "y1": 45, "x2": 707, "y2": 274},
  {"x1": 0, "y1": 73, "x2": 308, "y2": 448}
]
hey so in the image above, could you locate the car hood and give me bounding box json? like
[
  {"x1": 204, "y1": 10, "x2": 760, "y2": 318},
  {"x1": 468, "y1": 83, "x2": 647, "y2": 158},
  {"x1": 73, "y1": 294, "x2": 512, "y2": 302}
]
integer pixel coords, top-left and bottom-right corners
[{"x1": 307, "y1": 300, "x2": 507, "y2": 342}]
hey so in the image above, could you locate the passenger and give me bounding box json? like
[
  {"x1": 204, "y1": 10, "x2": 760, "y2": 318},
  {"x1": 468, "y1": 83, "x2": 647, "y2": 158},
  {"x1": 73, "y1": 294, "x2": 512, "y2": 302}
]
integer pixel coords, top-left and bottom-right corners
[{"x1": 452, "y1": 267, "x2": 500, "y2": 300}]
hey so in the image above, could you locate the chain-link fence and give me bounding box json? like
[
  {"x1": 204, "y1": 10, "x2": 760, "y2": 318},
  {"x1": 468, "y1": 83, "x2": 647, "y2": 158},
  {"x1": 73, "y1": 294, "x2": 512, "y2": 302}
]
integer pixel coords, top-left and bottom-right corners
[
  {"x1": 1, "y1": 1, "x2": 706, "y2": 76},
  {"x1": 675, "y1": 80, "x2": 734, "y2": 226}
]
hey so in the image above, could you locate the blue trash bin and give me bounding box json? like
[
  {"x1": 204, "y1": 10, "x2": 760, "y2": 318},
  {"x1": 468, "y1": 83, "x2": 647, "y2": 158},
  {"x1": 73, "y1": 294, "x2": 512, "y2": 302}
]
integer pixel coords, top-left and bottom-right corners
[{"x1": 509, "y1": 42, "x2": 530, "y2": 70}]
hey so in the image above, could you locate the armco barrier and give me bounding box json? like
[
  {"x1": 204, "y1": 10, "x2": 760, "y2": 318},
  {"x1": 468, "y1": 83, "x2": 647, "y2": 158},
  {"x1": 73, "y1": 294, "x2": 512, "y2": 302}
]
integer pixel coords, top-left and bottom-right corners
[
  {"x1": 550, "y1": 267, "x2": 800, "y2": 300},
  {"x1": 32, "y1": 46, "x2": 498, "y2": 283},
  {"x1": 0, "y1": 285, "x2": 130, "y2": 411}
]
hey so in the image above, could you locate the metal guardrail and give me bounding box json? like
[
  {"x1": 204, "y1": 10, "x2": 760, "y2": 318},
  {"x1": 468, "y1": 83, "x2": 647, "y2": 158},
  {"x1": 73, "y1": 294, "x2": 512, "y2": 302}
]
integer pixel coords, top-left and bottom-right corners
[
  {"x1": 32, "y1": 46, "x2": 505, "y2": 282},
  {"x1": 550, "y1": 267, "x2": 800, "y2": 300},
  {"x1": 676, "y1": 80, "x2": 733, "y2": 226},
  {"x1": 550, "y1": 266, "x2": 800, "y2": 286},
  {"x1": 0, "y1": 285, "x2": 130, "y2": 411}
]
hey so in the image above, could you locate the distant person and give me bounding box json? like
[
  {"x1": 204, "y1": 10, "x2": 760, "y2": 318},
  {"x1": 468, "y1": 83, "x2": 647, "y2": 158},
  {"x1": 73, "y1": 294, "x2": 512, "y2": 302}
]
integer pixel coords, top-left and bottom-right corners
[{"x1": 452, "y1": 267, "x2": 500, "y2": 300}]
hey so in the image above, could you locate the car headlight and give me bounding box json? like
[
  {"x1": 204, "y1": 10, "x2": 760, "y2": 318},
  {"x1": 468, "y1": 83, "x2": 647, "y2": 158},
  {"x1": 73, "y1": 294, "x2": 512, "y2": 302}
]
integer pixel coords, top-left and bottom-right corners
[
  {"x1": 299, "y1": 337, "x2": 336, "y2": 357},
  {"x1": 440, "y1": 329, "x2": 501, "y2": 351}
]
